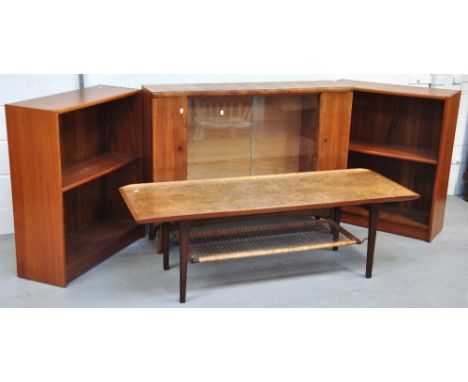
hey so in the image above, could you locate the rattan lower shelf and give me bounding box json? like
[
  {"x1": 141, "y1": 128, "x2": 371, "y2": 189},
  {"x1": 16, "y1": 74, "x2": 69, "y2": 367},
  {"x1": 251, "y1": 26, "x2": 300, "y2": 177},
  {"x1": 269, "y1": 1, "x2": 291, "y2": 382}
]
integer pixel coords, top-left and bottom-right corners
[{"x1": 186, "y1": 219, "x2": 362, "y2": 263}]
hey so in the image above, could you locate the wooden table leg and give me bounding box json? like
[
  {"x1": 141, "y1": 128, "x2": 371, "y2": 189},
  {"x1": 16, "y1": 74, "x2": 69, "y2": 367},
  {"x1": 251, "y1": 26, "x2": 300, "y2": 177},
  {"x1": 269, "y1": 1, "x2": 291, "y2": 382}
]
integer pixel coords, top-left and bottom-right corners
[
  {"x1": 332, "y1": 206, "x2": 341, "y2": 251},
  {"x1": 156, "y1": 224, "x2": 164, "y2": 254},
  {"x1": 148, "y1": 223, "x2": 157, "y2": 240},
  {"x1": 179, "y1": 221, "x2": 190, "y2": 303},
  {"x1": 366, "y1": 204, "x2": 381, "y2": 278},
  {"x1": 161, "y1": 222, "x2": 170, "y2": 270}
]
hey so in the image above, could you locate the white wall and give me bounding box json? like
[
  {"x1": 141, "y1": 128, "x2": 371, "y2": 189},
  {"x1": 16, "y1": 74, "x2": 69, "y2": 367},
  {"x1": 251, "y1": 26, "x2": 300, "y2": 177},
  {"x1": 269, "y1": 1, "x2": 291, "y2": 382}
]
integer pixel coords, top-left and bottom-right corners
[
  {"x1": 1, "y1": 74, "x2": 467, "y2": 235},
  {"x1": 448, "y1": 76, "x2": 468, "y2": 195},
  {"x1": 0, "y1": 75, "x2": 80, "y2": 235}
]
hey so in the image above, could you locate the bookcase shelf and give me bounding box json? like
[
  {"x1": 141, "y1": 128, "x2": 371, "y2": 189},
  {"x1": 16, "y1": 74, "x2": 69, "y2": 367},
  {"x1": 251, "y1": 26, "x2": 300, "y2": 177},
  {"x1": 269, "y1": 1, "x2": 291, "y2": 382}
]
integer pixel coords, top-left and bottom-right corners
[
  {"x1": 348, "y1": 140, "x2": 438, "y2": 165},
  {"x1": 343, "y1": 205, "x2": 429, "y2": 240},
  {"x1": 66, "y1": 217, "x2": 141, "y2": 282},
  {"x1": 62, "y1": 152, "x2": 141, "y2": 192}
]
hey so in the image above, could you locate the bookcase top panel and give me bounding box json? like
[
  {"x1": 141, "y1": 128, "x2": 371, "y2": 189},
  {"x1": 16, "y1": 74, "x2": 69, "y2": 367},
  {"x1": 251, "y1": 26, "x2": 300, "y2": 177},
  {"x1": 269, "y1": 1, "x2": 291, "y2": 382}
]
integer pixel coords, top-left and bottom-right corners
[
  {"x1": 337, "y1": 80, "x2": 459, "y2": 99},
  {"x1": 144, "y1": 80, "x2": 460, "y2": 99},
  {"x1": 143, "y1": 81, "x2": 351, "y2": 97},
  {"x1": 7, "y1": 85, "x2": 140, "y2": 113}
]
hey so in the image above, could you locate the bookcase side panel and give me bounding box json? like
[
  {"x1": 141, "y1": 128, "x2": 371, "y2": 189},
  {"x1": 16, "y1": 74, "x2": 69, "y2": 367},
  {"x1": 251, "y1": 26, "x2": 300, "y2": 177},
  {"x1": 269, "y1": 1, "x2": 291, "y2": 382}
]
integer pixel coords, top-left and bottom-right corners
[
  {"x1": 316, "y1": 91, "x2": 353, "y2": 170},
  {"x1": 429, "y1": 92, "x2": 461, "y2": 241},
  {"x1": 6, "y1": 106, "x2": 66, "y2": 286},
  {"x1": 152, "y1": 96, "x2": 188, "y2": 181}
]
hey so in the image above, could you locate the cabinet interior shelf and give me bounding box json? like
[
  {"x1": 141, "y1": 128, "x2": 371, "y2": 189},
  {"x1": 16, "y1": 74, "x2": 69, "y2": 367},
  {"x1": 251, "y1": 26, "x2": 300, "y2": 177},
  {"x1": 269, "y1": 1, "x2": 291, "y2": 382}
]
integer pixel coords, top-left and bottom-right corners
[
  {"x1": 344, "y1": 205, "x2": 429, "y2": 230},
  {"x1": 66, "y1": 217, "x2": 141, "y2": 281},
  {"x1": 62, "y1": 152, "x2": 140, "y2": 192},
  {"x1": 348, "y1": 140, "x2": 438, "y2": 165}
]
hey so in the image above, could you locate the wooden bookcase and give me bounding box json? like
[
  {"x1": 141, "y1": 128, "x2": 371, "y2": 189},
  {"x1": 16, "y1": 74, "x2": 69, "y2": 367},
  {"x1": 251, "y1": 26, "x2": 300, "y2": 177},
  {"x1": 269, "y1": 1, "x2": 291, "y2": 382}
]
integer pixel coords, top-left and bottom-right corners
[
  {"x1": 340, "y1": 80, "x2": 461, "y2": 241},
  {"x1": 6, "y1": 86, "x2": 145, "y2": 286},
  {"x1": 143, "y1": 80, "x2": 460, "y2": 242}
]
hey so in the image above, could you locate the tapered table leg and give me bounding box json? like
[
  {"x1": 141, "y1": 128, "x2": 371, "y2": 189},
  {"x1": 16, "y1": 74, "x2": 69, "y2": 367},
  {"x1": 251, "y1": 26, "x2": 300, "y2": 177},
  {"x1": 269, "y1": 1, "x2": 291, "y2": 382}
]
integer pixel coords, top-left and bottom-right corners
[
  {"x1": 148, "y1": 223, "x2": 157, "y2": 240},
  {"x1": 332, "y1": 206, "x2": 341, "y2": 251},
  {"x1": 161, "y1": 222, "x2": 170, "y2": 270},
  {"x1": 156, "y1": 224, "x2": 164, "y2": 254},
  {"x1": 179, "y1": 221, "x2": 190, "y2": 303},
  {"x1": 366, "y1": 204, "x2": 381, "y2": 278}
]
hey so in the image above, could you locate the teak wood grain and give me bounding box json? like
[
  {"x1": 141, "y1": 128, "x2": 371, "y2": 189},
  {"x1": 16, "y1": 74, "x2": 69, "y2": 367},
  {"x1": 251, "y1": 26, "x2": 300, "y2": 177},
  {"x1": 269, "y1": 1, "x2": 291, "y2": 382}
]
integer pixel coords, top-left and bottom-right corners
[
  {"x1": 143, "y1": 80, "x2": 458, "y2": 99},
  {"x1": 9, "y1": 85, "x2": 141, "y2": 113},
  {"x1": 62, "y1": 152, "x2": 140, "y2": 191},
  {"x1": 344, "y1": 86, "x2": 460, "y2": 241},
  {"x1": 348, "y1": 141, "x2": 438, "y2": 165},
  {"x1": 153, "y1": 97, "x2": 188, "y2": 181},
  {"x1": 6, "y1": 87, "x2": 145, "y2": 286},
  {"x1": 337, "y1": 79, "x2": 459, "y2": 99},
  {"x1": 143, "y1": 81, "x2": 351, "y2": 97},
  {"x1": 6, "y1": 106, "x2": 67, "y2": 286},
  {"x1": 120, "y1": 169, "x2": 419, "y2": 224},
  {"x1": 316, "y1": 91, "x2": 353, "y2": 170}
]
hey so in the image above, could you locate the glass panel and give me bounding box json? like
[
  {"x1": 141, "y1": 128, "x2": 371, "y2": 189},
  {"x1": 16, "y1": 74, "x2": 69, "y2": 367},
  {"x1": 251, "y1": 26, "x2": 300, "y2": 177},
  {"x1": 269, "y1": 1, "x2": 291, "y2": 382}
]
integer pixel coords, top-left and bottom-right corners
[{"x1": 187, "y1": 94, "x2": 319, "y2": 180}]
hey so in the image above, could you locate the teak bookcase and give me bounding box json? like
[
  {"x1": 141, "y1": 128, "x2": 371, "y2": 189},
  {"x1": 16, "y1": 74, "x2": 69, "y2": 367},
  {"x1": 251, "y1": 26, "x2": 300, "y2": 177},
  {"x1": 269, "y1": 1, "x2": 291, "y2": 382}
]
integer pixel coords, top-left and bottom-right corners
[
  {"x1": 143, "y1": 80, "x2": 460, "y2": 242},
  {"x1": 6, "y1": 86, "x2": 145, "y2": 286},
  {"x1": 340, "y1": 80, "x2": 461, "y2": 241}
]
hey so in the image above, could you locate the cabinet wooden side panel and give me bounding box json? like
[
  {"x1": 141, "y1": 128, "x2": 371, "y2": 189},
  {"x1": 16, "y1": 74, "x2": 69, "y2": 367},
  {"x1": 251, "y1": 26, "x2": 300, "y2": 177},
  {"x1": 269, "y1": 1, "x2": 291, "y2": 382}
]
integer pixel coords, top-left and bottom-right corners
[
  {"x1": 152, "y1": 97, "x2": 188, "y2": 181},
  {"x1": 316, "y1": 91, "x2": 353, "y2": 170},
  {"x1": 428, "y1": 92, "x2": 461, "y2": 241},
  {"x1": 5, "y1": 106, "x2": 66, "y2": 286},
  {"x1": 142, "y1": 88, "x2": 153, "y2": 182}
]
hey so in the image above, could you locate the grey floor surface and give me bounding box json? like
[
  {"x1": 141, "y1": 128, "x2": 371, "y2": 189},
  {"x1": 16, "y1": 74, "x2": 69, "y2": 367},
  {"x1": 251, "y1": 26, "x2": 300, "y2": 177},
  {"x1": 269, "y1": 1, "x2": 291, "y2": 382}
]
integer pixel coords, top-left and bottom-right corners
[{"x1": 1, "y1": 196, "x2": 467, "y2": 308}]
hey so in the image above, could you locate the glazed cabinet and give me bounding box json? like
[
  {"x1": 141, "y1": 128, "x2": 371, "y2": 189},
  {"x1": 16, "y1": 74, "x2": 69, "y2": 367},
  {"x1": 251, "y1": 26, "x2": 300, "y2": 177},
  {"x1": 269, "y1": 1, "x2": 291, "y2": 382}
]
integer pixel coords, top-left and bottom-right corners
[{"x1": 143, "y1": 83, "x2": 354, "y2": 183}]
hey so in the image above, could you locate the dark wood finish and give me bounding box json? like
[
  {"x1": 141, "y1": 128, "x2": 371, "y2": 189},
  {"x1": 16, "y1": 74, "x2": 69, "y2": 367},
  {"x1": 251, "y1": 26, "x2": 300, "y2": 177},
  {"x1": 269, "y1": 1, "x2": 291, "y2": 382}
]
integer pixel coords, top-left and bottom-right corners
[
  {"x1": 344, "y1": 87, "x2": 460, "y2": 241},
  {"x1": 161, "y1": 222, "x2": 170, "y2": 270},
  {"x1": 179, "y1": 221, "x2": 190, "y2": 303},
  {"x1": 429, "y1": 92, "x2": 462, "y2": 240},
  {"x1": 344, "y1": 204, "x2": 429, "y2": 240},
  {"x1": 317, "y1": 91, "x2": 353, "y2": 170},
  {"x1": 349, "y1": 141, "x2": 438, "y2": 165},
  {"x1": 120, "y1": 169, "x2": 418, "y2": 224},
  {"x1": 6, "y1": 106, "x2": 66, "y2": 286},
  {"x1": 142, "y1": 88, "x2": 154, "y2": 182},
  {"x1": 349, "y1": 92, "x2": 443, "y2": 156},
  {"x1": 148, "y1": 224, "x2": 158, "y2": 240},
  {"x1": 153, "y1": 96, "x2": 188, "y2": 181},
  {"x1": 365, "y1": 204, "x2": 381, "y2": 278},
  {"x1": 6, "y1": 86, "x2": 145, "y2": 286},
  {"x1": 66, "y1": 218, "x2": 142, "y2": 282},
  {"x1": 332, "y1": 207, "x2": 341, "y2": 251}
]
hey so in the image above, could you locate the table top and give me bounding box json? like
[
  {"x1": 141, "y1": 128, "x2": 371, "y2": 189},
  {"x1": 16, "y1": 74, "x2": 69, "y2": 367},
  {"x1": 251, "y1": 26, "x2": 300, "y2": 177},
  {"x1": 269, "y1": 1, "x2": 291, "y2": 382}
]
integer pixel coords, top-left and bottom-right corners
[{"x1": 120, "y1": 169, "x2": 419, "y2": 224}]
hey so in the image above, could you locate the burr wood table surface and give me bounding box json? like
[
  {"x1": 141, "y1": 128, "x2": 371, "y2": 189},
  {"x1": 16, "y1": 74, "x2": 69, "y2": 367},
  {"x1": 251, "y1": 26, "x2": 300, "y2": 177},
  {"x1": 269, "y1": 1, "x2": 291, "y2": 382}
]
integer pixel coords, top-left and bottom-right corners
[{"x1": 119, "y1": 168, "x2": 419, "y2": 224}]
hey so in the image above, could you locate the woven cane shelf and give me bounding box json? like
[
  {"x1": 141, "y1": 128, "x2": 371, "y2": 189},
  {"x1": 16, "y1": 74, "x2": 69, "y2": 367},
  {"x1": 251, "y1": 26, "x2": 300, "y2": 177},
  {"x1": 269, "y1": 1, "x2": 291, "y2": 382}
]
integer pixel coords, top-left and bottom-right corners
[{"x1": 186, "y1": 219, "x2": 362, "y2": 263}]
